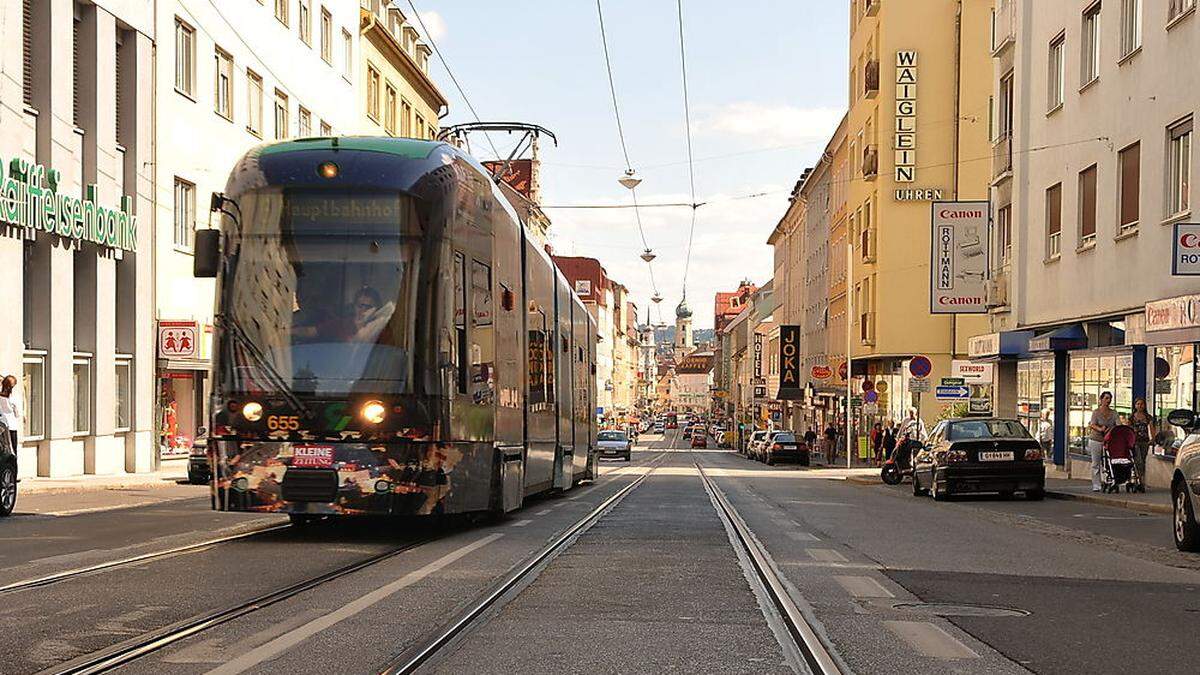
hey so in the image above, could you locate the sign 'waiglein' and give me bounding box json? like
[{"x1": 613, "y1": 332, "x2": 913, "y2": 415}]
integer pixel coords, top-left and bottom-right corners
[{"x1": 0, "y1": 156, "x2": 137, "y2": 252}]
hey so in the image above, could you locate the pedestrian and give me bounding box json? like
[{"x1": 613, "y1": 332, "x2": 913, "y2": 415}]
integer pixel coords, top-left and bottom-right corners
[
  {"x1": 882, "y1": 421, "x2": 897, "y2": 460},
  {"x1": 1087, "y1": 391, "x2": 1119, "y2": 492},
  {"x1": 1037, "y1": 408, "x2": 1053, "y2": 460},
  {"x1": 1129, "y1": 397, "x2": 1156, "y2": 489},
  {"x1": 0, "y1": 375, "x2": 20, "y2": 457},
  {"x1": 870, "y1": 422, "x2": 883, "y2": 465},
  {"x1": 804, "y1": 426, "x2": 817, "y2": 447}
]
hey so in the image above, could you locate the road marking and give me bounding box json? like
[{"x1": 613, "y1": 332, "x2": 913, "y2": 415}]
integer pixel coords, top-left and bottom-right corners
[
  {"x1": 206, "y1": 534, "x2": 503, "y2": 675},
  {"x1": 785, "y1": 500, "x2": 850, "y2": 507},
  {"x1": 511, "y1": 519, "x2": 532, "y2": 527},
  {"x1": 786, "y1": 531, "x2": 819, "y2": 542},
  {"x1": 534, "y1": 509, "x2": 553, "y2": 516},
  {"x1": 806, "y1": 548, "x2": 848, "y2": 563},
  {"x1": 780, "y1": 561, "x2": 881, "y2": 569},
  {"x1": 884, "y1": 620, "x2": 979, "y2": 660},
  {"x1": 42, "y1": 501, "x2": 161, "y2": 516},
  {"x1": 770, "y1": 516, "x2": 793, "y2": 527},
  {"x1": 833, "y1": 575, "x2": 894, "y2": 598}
]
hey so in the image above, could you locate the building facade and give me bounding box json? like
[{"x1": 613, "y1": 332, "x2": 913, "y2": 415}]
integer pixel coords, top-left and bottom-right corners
[
  {"x1": 3, "y1": 0, "x2": 156, "y2": 478},
  {"x1": 359, "y1": 1, "x2": 445, "y2": 139}
]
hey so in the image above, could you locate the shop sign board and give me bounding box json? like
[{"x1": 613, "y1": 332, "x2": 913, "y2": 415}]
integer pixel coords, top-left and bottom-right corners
[
  {"x1": 930, "y1": 201, "x2": 989, "y2": 314},
  {"x1": 778, "y1": 325, "x2": 802, "y2": 391},
  {"x1": 968, "y1": 332, "x2": 1001, "y2": 358},
  {"x1": 968, "y1": 398, "x2": 993, "y2": 415},
  {"x1": 951, "y1": 360, "x2": 994, "y2": 384},
  {"x1": 811, "y1": 364, "x2": 833, "y2": 380},
  {"x1": 158, "y1": 321, "x2": 198, "y2": 358},
  {"x1": 0, "y1": 155, "x2": 138, "y2": 252},
  {"x1": 1145, "y1": 293, "x2": 1200, "y2": 332},
  {"x1": 1172, "y1": 223, "x2": 1200, "y2": 275}
]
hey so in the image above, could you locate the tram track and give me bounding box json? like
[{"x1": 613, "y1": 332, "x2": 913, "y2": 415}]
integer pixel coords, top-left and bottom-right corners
[{"x1": 695, "y1": 459, "x2": 843, "y2": 675}]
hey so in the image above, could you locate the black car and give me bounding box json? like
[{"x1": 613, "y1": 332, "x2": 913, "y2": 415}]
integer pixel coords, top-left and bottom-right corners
[
  {"x1": 912, "y1": 418, "x2": 1045, "y2": 501},
  {"x1": 1, "y1": 420, "x2": 16, "y2": 517},
  {"x1": 762, "y1": 431, "x2": 810, "y2": 466},
  {"x1": 187, "y1": 428, "x2": 211, "y2": 485}
]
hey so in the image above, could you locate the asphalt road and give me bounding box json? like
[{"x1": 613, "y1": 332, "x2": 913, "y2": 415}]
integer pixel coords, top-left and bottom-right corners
[{"x1": 4, "y1": 428, "x2": 1200, "y2": 674}]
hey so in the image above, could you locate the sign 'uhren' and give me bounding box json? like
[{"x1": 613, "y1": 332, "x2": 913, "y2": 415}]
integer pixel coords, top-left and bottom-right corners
[{"x1": 0, "y1": 156, "x2": 137, "y2": 252}]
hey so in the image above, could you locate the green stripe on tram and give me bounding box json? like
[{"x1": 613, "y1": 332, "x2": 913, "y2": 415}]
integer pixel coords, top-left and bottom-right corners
[{"x1": 256, "y1": 137, "x2": 441, "y2": 159}]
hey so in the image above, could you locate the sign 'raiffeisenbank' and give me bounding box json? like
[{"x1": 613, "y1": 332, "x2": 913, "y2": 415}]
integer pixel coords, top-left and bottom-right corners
[{"x1": 0, "y1": 156, "x2": 137, "y2": 252}]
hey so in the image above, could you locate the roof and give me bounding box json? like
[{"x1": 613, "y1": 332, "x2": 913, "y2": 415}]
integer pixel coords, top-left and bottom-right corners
[{"x1": 256, "y1": 136, "x2": 442, "y2": 159}]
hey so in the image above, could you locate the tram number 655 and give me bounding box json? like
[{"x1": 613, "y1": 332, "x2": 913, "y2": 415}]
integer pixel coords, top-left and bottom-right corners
[{"x1": 267, "y1": 415, "x2": 301, "y2": 431}]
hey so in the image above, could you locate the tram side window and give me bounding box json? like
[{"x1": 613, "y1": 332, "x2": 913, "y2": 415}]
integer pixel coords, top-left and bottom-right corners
[
  {"x1": 453, "y1": 252, "x2": 468, "y2": 394},
  {"x1": 527, "y1": 311, "x2": 547, "y2": 408},
  {"x1": 470, "y1": 260, "x2": 494, "y2": 405}
]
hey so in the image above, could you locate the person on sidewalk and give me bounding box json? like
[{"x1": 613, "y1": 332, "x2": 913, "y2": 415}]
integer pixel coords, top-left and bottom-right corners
[
  {"x1": 1087, "y1": 392, "x2": 1119, "y2": 492},
  {"x1": 870, "y1": 422, "x2": 884, "y2": 465},
  {"x1": 1129, "y1": 397, "x2": 1156, "y2": 490},
  {"x1": 882, "y1": 421, "x2": 897, "y2": 462},
  {"x1": 1037, "y1": 409, "x2": 1054, "y2": 459},
  {"x1": 0, "y1": 375, "x2": 20, "y2": 458}
]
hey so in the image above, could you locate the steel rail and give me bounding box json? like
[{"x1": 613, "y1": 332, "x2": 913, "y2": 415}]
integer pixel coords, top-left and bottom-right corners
[
  {"x1": 0, "y1": 521, "x2": 290, "y2": 595},
  {"x1": 695, "y1": 462, "x2": 843, "y2": 675},
  {"x1": 45, "y1": 536, "x2": 435, "y2": 675},
  {"x1": 379, "y1": 460, "x2": 661, "y2": 674}
]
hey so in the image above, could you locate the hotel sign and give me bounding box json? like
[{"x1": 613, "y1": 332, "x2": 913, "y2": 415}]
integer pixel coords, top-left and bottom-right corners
[
  {"x1": 0, "y1": 156, "x2": 137, "y2": 252},
  {"x1": 930, "y1": 201, "x2": 989, "y2": 314}
]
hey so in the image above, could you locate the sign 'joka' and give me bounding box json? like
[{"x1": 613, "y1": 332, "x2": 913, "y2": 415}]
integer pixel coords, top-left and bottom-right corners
[{"x1": 0, "y1": 156, "x2": 137, "y2": 252}]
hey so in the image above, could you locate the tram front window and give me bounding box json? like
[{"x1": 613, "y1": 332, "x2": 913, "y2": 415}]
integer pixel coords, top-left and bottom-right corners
[{"x1": 224, "y1": 190, "x2": 422, "y2": 395}]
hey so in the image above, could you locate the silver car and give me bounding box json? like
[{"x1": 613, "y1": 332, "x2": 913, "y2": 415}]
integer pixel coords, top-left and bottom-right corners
[
  {"x1": 597, "y1": 430, "x2": 632, "y2": 461},
  {"x1": 1167, "y1": 409, "x2": 1200, "y2": 551}
]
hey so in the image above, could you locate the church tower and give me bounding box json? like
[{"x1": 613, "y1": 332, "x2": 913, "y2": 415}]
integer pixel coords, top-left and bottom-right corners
[{"x1": 674, "y1": 292, "x2": 694, "y2": 361}]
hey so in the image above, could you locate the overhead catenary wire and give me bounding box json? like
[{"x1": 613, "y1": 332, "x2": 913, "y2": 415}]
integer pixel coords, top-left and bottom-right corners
[{"x1": 675, "y1": 0, "x2": 700, "y2": 294}]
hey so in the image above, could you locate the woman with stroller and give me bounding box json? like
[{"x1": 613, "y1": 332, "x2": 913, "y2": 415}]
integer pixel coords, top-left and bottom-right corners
[
  {"x1": 1087, "y1": 392, "x2": 1119, "y2": 492},
  {"x1": 1129, "y1": 398, "x2": 1156, "y2": 491}
]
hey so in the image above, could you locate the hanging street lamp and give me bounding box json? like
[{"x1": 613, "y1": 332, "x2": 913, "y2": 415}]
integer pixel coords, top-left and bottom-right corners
[{"x1": 618, "y1": 169, "x2": 642, "y2": 190}]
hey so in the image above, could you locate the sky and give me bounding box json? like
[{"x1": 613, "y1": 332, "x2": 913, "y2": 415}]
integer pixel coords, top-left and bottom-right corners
[{"x1": 409, "y1": 1, "x2": 849, "y2": 329}]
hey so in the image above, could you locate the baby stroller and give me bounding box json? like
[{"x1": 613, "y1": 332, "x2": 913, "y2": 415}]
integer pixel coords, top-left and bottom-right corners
[{"x1": 1101, "y1": 425, "x2": 1141, "y2": 494}]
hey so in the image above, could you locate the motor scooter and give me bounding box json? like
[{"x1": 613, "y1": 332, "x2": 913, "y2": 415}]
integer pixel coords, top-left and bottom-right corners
[{"x1": 881, "y1": 439, "x2": 918, "y2": 485}]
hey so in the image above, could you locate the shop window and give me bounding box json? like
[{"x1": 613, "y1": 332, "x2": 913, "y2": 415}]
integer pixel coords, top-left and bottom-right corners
[
  {"x1": 73, "y1": 354, "x2": 91, "y2": 436},
  {"x1": 115, "y1": 357, "x2": 132, "y2": 432},
  {"x1": 1153, "y1": 345, "x2": 1196, "y2": 455},
  {"x1": 22, "y1": 353, "x2": 45, "y2": 441}
]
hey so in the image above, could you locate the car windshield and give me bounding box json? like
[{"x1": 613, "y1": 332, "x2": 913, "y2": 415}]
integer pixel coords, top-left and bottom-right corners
[
  {"x1": 772, "y1": 433, "x2": 796, "y2": 442},
  {"x1": 598, "y1": 431, "x2": 627, "y2": 442},
  {"x1": 948, "y1": 420, "x2": 1031, "y2": 440}
]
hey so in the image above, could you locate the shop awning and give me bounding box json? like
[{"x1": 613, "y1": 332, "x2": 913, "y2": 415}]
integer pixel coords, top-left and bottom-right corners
[
  {"x1": 968, "y1": 330, "x2": 1035, "y2": 362},
  {"x1": 158, "y1": 358, "x2": 211, "y2": 371},
  {"x1": 1027, "y1": 325, "x2": 1088, "y2": 352},
  {"x1": 776, "y1": 387, "x2": 804, "y2": 401}
]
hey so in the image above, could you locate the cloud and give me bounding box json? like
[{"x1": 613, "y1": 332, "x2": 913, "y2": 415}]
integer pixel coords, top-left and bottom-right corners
[
  {"x1": 415, "y1": 10, "x2": 447, "y2": 43},
  {"x1": 696, "y1": 103, "x2": 844, "y2": 147}
]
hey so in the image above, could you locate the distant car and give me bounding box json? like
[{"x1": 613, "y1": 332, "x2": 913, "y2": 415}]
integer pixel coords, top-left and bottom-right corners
[
  {"x1": 666, "y1": 421, "x2": 678, "y2": 429},
  {"x1": 1166, "y1": 409, "x2": 1200, "y2": 551},
  {"x1": 682, "y1": 426, "x2": 693, "y2": 439},
  {"x1": 691, "y1": 433, "x2": 708, "y2": 448},
  {"x1": 597, "y1": 430, "x2": 633, "y2": 461},
  {"x1": 746, "y1": 430, "x2": 769, "y2": 459},
  {"x1": 0, "y1": 420, "x2": 16, "y2": 517},
  {"x1": 653, "y1": 422, "x2": 665, "y2": 433},
  {"x1": 912, "y1": 418, "x2": 1045, "y2": 501},
  {"x1": 763, "y1": 431, "x2": 809, "y2": 466},
  {"x1": 187, "y1": 428, "x2": 211, "y2": 485}
]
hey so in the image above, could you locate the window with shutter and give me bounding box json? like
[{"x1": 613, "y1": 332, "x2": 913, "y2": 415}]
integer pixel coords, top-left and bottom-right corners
[
  {"x1": 22, "y1": 0, "x2": 34, "y2": 107},
  {"x1": 73, "y1": 17, "x2": 80, "y2": 126},
  {"x1": 115, "y1": 35, "x2": 123, "y2": 143},
  {"x1": 1079, "y1": 165, "x2": 1098, "y2": 242},
  {"x1": 1047, "y1": 183, "x2": 1062, "y2": 258},
  {"x1": 1118, "y1": 143, "x2": 1140, "y2": 231}
]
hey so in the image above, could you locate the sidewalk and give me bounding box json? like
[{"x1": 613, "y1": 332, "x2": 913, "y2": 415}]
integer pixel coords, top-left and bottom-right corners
[{"x1": 19, "y1": 463, "x2": 190, "y2": 496}]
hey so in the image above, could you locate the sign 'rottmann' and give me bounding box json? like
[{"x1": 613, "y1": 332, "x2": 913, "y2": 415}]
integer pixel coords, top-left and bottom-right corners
[{"x1": 0, "y1": 156, "x2": 137, "y2": 252}]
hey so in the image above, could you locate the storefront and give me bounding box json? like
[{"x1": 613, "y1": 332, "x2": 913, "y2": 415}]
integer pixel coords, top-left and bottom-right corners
[
  {"x1": 1144, "y1": 294, "x2": 1200, "y2": 485},
  {"x1": 155, "y1": 321, "x2": 212, "y2": 461}
]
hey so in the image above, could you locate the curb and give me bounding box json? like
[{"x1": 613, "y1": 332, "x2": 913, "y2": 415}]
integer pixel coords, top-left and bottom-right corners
[
  {"x1": 1044, "y1": 489, "x2": 1172, "y2": 515},
  {"x1": 19, "y1": 476, "x2": 193, "y2": 496},
  {"x1": 844, "y1": 475, "x2": 882, "y2": 486}
]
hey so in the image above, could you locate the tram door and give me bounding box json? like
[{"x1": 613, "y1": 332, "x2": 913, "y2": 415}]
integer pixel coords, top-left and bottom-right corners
[{"x1": 552, "y1": 272, "x2": 574, "y2": 490}]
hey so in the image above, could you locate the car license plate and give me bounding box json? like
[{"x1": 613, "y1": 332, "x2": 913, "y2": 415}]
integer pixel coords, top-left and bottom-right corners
[
  {"x1": 978, "y1": 451, "x2": 1013, "y2": 462},
  {"x1": 292, "y1": 445, "x2": 334, "y2": 468}
]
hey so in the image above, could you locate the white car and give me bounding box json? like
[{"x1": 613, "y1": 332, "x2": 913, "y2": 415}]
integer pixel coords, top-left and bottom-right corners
[{"x1": 597, "y1": 430, "x2": 633, "y2": 461}]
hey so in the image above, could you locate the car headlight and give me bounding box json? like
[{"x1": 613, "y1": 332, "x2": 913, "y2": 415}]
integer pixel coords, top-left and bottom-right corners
[
  {"x1": 242, "y1": 402, "x2": 263, "y2": 422},
  {"x1": 374, "y1": 479, "x2": 391, "y2": 493},
  {"x1": 361, "y1": 400, "x2": 386, "y2": 424}
]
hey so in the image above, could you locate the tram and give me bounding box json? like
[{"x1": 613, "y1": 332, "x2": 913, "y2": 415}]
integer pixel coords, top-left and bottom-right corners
[{"x1": 193, "y1": 137, "x2": 598, "y2": 521}]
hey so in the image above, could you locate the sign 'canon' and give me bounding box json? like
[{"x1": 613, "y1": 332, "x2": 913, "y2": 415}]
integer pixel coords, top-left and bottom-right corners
[
  {"x1": 0, "y1": 156, "x2": 138, "y2": 252},
  {"x1": 929, "y1": 200, "x2": 989, "y2": 314}
]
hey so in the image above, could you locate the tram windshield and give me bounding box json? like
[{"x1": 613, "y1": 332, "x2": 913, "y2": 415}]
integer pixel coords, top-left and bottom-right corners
[{"x1": 222, "y1": 189, "x2": 422, "y2": 395}]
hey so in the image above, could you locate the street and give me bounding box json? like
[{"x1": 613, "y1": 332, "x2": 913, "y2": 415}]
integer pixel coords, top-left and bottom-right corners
[{"x1": 2, "y1": 430, "x2": 1198, "y2": 674}]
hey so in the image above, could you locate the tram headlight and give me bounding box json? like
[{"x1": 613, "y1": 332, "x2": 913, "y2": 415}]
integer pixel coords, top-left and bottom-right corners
[
  {"x1": 232, "y1": 477, "x2": 249, "y2": 492},
  {"x1": 317, "y1": 161, "x2": 339, "y2": 179},
  {"x1": 361, "y1": 400, "x2": 386, "y2": 424},
  {"x1": 374, "y1": 480, "x2": 391, "y2": 493},
  {"x1": 242, "y1": 401, "x2": 264, "y2": 422}
]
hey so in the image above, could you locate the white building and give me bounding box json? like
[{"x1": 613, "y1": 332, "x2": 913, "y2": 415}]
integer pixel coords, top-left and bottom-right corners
[
  {"x1": 154, "y1": 0, "x2": 361, "y2": 458},
  {"x1": 2, "y1": 0, "x2": 157, "y2": 478}
]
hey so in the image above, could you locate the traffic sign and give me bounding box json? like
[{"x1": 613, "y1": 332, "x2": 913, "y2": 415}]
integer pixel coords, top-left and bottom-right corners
[
  {"x1": 864, "y1": 390, "x2": 878, "y2": 403},
  {"x1": 940, "y1": 377, "x2": 965, "y2": 386},
  {"x1": 838, "y1": 361, "x2": 848, "y2": 380},
  {"x1": 863, "y1": 402, "x2": 879, "y2": 415},
  {"x1": 909, "y1": 355, "x2": 932, "y2": 379},
  {"x1": 910, "y1": 379, "x2": 931, "y2": 393},
  {"x1": 875, "y1": 380, "x2": 889, "y2": 393},
  {"x1": 935, "y1": 385, "x2": 971, "y2": 400}
]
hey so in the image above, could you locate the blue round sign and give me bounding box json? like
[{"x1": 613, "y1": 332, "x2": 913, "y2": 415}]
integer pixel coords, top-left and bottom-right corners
[
  {"x1": 865, "y1": 390, "x2": 879, "y2": 403},
  {"x1": 909, "y1": 355, "x2": 932, "y2": 379}
]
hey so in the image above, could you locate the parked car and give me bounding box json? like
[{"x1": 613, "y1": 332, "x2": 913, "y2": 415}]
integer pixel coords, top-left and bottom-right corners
[
  {"x1": 746, "y1": 430, "x2": 769, "y2": 460},
  {"x1": 653, "y1": 421, "x2": 665, "y2": 434},
  {"x1": 597, "y1": 430, "x2": 633, "y2": 461},
  {"x1": 1166, "y1": 409, "x2": 1200, "y2": 551},
  {"x1": 0, "y1": 420, "x2": 16, "y2": 517},
  {"x1": 763, "y1": 431, "x2": 809, "y2": 466},
  {"x1": 911, "y1": 418, "x2": 1045, "y2": 501},
  {"x1": 187, "y1": 427, "x2": 211, "y2": 485},
  {"x1": 691, "y1": 433, "x2": 708, "y2": 448}
]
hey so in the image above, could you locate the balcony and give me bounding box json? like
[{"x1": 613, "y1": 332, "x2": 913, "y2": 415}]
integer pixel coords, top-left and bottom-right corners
[
  {"x1": 862, "y1": 145, "x2": 878, "y2": 181},
  {"x1": 864, "y1": 0, "x2": 880, "y2": 17},
  {"x1": 992, "y1": 132, "x2": 1012, "y2": 182},
  {"x1": 991, "y1": 0, "x2": 1016, "y2": 55},
  {"x1": 859, "y1": 312, "x2": 875, "y2": 346},
  {"x1": 864, "y1": 59, "x2": 879, "y2": 99}
]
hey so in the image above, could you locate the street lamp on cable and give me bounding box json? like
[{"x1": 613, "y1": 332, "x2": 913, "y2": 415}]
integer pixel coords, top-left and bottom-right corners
[
  {"x1": 640, "y1": 248, "x2": 656, "y2": 263},
  {"x1": 618, "y1": 169, "x2": 642, "y2": 190},
  {"x1": 651, "y1": 293, "x2": 663, "y2": 303}
]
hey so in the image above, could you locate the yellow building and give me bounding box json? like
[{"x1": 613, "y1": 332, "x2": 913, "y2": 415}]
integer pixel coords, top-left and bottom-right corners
[
  {"x1": 359, "y1": 2, "x2": 447, "y2": 138},
  {"x1": 845, "y1": 0, "x2": 991, "y2": 423}
]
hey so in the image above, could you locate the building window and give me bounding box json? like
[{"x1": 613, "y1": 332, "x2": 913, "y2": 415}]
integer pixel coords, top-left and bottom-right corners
[
  {"x1": 998, "y1": 71, "x2": 1014, "y2": 139},
  {"x1": 72, "y1": 17, "x2": 79, "y2": 126},
  {"x1": 175, "y1": 18, "x2": 195, "y2": 97},
  {"x1": 401, "y1": 99, "x2": 412, "y2": 136},
  {"x1": 298, "y1": 106, "x2": 311, "y2": 137},
  {"x1": 1170, "y1": 0, "x2": 1195, "y2": 24},
  {"x1": 1048, "y1": 34, "x2": 1065, "y2": 110},
  {"x1": 997, "y1": 204, "x2": 1012, "y2": 265},
  {"x1": 22, "y1": 353, "x2": 45, "y2": 440},
  {"x1": 320, "y1": 120, "x2": 332, "y2": 136},
  {"x1": 73, "y1": 355, "x2": 91, "y2": 436},
  {"x1": 1168, "y1": 117, "x2": 1192, "y2": 218},
  {"x1": 274, "y1": 89, "x2": 289, "y2": 139},
  {"x1": 320, "y1": 7, "x2": 332, "y2": 63},
  {"x1": 115, "y1": 357, "x2": 132, "y2": 432},
  {"x1": 22, "y1": 0, "x2": 34, "y2": 107},
  {"x1": 214, "y1": 47, "x2": 234, "y2": 120},
  {"x1": 1081, "y1": 3, "x2": 1101, "y2": 86},
  {"x1": 1079, "y1": 164, "x2": 1098, "y2": 244},
  {"x1": 274, "y1": 0, "x2": 289, "y2": 26},
  {"x1": 246, "y1": 69, "x2": 263, "y2": 137},
  {"x1": 1118, "y1": 142, "x2": 1140, "y2": 232},
  {"x1": 385, "y1": 85, "x2": 397, "y2": 134},
  {"x1": 174, "y1": 178, "x2": 195, "y2": 249},
  {"x1": 1120, "y1": 0, "x2": 1141, "y2": 57},
  {"x1": 1047, "y1": 182, "x2": 1062, "y2": 258},
  {"x1": 298, "y1": 0, "x2": 311, "y2": 45},
  {"x1": 342, "y1": 29, "x2": 353, "y2": 79},
  {"x1": 366, "y1": 66, "x2": 381, "y2": 121}
]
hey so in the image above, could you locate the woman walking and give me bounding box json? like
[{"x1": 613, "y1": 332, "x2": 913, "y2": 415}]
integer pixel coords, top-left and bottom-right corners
[
  {"x1": 0, "y1": 375, "x2": 21, "y2": 457},
  {"x1": 1129, "y1": 398, "x2": 1156, "y2": 491},
  {"x1": 1087, "y1": 392, "x2": 1119, "y2": 492}
]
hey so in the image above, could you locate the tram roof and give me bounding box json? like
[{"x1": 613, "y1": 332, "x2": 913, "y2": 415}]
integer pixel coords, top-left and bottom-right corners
[{"x1": 254, "y1": 136, "x2": 445, "y2": 160}]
